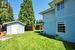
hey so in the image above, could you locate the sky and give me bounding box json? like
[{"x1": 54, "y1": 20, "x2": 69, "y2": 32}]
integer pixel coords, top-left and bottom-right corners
[
  {"x1": 32, "y1": 0, "x2": 52, "y2": 20},
  {"x1": 8, "y1": 0, "x2": 52, "y2": 20},
  {"x1": 8, "y1": 0, "x2": 23, "y2": 19}
]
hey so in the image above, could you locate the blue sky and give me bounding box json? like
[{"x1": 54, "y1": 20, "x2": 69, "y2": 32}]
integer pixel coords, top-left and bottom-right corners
[
  {"x1": 32, "y1": 0, "x2": 52, "y2": 20},
  {"x1": 8, "y1": 0, "x2": 23, "y2": 19},
  {"x1": 8, "y1": 0, "x2": 52, "y2": 20}
]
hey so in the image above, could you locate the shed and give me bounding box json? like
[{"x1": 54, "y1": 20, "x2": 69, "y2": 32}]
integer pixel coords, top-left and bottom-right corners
[{"x1": 3, "y1": 21, "x2": 25, "y2": 34}]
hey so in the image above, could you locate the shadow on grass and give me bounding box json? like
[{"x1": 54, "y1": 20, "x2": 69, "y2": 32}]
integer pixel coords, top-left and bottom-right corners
[
  {"x1": 34, "y1": 30, "x2": 75, "y2": 50},
  {"x1": 35, "y1": 30, "x2": 58, "y2": 40},
  {"x1": 63, "y1": 41, "x2": 75, "y2": 50}
]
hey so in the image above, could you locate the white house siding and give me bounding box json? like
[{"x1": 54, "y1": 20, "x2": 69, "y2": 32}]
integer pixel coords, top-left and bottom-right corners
[
  {"x1": 43, "y1": 10, "x2": 56, "y2": 36},
  {"x1": 55, "y1": 0, "x2": 75, "y2": 42}
]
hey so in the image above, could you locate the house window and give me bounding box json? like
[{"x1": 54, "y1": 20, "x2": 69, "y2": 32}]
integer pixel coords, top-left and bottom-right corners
[
  {"x1": 61, "y1": 2, "x2": 64, "y2": 9},
  {"x1": 58, "y1": 23, "x2": 65, "y2": 32},
  {"x1": 57, "y1": 1, "x2": 64, "y2": 11},
  {"x1": 57, "y1": 3, "x2": 60, "y2": 11}
]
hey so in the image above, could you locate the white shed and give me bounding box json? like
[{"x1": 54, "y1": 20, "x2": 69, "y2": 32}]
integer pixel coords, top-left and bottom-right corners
[{"x1": 3, "y1": 21, "x2": 25, "y2": 34}]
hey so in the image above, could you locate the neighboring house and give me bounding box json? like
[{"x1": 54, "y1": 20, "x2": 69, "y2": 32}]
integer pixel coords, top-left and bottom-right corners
[
  {"x1": 3, "y1": 21, "x2": 25, "y2": 34},
  {"x1": 35, "y1": 20, "x2": 43, "y2": 30},
  {"x1": 40, "y1": 0, "x2": 75, "y2": 43}
]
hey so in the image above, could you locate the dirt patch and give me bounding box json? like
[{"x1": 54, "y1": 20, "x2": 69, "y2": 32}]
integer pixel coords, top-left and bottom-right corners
[{"x1": 0, "y1": 37, "x2": 12, "y2": 41}]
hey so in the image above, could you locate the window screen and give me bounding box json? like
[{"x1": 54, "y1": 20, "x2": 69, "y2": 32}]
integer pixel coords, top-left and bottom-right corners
[{"x1": 58, "y1": 23, "x2": 65, "y2": 32}]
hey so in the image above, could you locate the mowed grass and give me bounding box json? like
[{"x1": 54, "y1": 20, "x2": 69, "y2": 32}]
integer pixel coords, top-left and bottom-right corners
[{"x1": 0, "y1": 31, "x2": 66, "y2": 50}]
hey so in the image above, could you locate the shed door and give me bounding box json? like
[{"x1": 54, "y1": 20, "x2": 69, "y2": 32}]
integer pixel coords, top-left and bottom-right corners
[{"x1": 11, "y1": 25, "x2": 18, "y2": 34}]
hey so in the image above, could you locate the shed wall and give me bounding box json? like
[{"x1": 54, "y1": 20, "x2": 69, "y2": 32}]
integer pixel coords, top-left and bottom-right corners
[
  {"x1": 18, "y1": 23, "x2": 24, "y2": 33},
  {"x1": 7, "y1": 23, "x2": 24, "y2": 34}
]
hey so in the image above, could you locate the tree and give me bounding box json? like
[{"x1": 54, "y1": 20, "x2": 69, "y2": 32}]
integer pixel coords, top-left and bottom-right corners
[
  {"x1": 0, "y1": 0, "x2": 14, "y2": 24},
  {"x1": 18, "y1": 0, "x2": 35, "y2": 31}
]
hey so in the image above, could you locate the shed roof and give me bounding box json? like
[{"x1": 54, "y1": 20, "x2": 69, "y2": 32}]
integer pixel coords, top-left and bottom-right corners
[{"x1": 3, "y1": 21, "x2": 25, "y2": 26}]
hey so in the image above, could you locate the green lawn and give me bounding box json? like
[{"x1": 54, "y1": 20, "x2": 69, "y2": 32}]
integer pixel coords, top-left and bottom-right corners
[{"x1": 0, "y1": 31, "x2": 66, "y2": 50}]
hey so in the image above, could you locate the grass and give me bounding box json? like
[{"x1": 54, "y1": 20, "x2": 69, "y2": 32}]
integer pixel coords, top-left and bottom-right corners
[{"x1": 0, "y1": 31, "x2": 66, "y2": 50}]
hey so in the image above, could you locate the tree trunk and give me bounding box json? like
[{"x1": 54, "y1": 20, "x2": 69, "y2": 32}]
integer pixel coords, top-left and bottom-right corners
[{"x1": 32, "y1": 26, "x2": 35, "y2": 31}]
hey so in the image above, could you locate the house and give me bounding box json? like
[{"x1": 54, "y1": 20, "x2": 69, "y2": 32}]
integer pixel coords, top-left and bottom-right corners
[
  {"x1": 40, "y1": 8, "x2": 56, "y2": 36},
  {"x1": 40, "y1": 0, "x2": 75, "y2": 43},
  {"x1": 2, "y1": 21, "x2": 25, "y2": 34}
]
